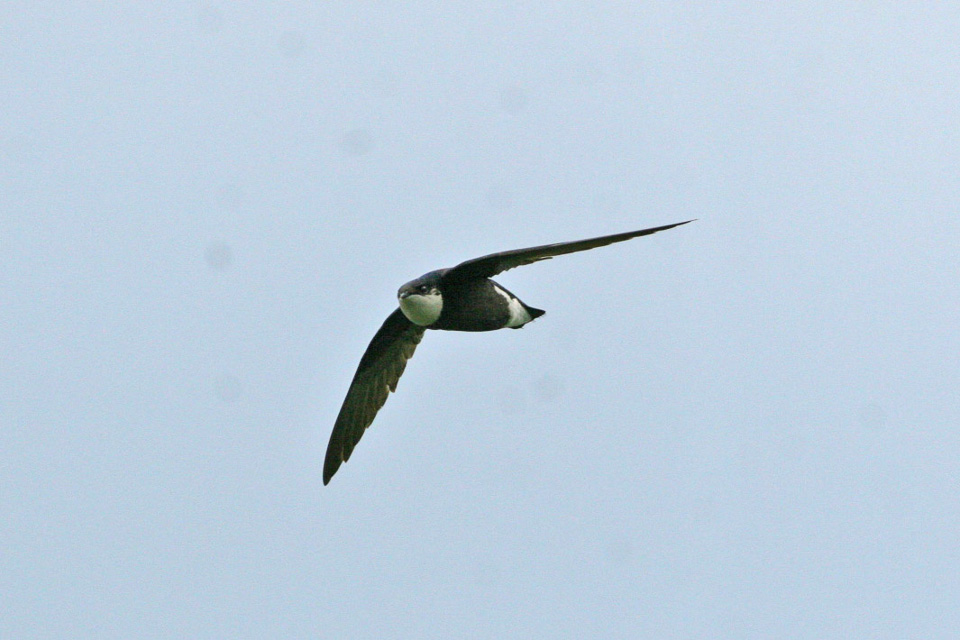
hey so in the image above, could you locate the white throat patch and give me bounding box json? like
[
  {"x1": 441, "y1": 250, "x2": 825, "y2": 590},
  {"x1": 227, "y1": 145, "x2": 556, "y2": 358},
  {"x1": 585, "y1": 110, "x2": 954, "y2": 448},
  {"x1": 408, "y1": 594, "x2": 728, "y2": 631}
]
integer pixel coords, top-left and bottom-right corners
[{"x1": 399, "y1": 291, "x2": 443, "y2": 326}]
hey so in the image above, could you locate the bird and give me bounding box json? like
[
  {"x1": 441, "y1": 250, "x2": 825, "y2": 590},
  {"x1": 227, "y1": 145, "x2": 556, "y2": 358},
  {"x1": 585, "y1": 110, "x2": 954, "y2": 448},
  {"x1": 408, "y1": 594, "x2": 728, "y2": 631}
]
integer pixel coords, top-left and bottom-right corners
[{"x1": 323, "y1": 219, "x2": 693, "y2": 484}]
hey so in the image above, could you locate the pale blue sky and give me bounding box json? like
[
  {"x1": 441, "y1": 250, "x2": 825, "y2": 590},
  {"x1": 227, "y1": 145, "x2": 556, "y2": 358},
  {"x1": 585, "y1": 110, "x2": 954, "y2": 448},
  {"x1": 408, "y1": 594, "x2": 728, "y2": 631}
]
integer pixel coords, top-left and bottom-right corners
[{"x1": 3, "y1": 3, "x2": 959, "y2": 638}]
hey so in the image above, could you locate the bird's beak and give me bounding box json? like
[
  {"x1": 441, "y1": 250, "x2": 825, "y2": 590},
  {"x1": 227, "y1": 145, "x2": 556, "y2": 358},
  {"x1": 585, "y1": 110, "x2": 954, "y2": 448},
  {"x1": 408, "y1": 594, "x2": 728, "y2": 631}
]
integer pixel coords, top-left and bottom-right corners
[{"x1": 398, "y1": 291, "x2": 410, "y2": 299}]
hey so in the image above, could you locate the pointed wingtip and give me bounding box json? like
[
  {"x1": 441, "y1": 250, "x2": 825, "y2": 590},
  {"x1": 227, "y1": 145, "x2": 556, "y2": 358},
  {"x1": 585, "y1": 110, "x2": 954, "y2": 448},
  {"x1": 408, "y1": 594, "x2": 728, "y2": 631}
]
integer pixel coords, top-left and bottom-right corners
[
  {"x1": 322, "y1": 455, "x2": 339, "y2": 486},
  {"x1": 323, "y1": 460, "x2": 339, "y2": 485},
  {"x1": 645, "y1": 219, "x2": 695, "y2": 235},
  {"x1": 649, "y1": 219, "x2": 696, "y2": 233}
]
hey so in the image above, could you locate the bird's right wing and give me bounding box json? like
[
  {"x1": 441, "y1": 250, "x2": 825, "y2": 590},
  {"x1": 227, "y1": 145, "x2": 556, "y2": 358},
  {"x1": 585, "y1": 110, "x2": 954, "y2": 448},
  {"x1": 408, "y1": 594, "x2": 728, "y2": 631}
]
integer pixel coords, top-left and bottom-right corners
[{"x1": 323, "y1": 308, "x2": 426, "y2": 485}]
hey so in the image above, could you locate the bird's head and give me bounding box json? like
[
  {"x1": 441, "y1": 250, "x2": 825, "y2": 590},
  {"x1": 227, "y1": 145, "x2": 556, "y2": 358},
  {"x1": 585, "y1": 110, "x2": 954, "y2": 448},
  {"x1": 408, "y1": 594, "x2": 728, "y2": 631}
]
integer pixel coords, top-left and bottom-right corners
[{"x1": 398, "y1": 270, "x2": 444, "y2": 326}]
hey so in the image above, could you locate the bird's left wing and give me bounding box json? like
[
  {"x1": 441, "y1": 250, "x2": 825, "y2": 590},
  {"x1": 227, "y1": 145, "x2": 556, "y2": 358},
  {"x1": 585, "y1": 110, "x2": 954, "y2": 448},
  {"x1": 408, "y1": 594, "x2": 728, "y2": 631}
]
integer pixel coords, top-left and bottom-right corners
[
  {"x1": 442, "y1": 219, "x2": 694, "y2": 282},
  {"x1": 323, "y1": 308, "x2": 426, "y2": 485}
]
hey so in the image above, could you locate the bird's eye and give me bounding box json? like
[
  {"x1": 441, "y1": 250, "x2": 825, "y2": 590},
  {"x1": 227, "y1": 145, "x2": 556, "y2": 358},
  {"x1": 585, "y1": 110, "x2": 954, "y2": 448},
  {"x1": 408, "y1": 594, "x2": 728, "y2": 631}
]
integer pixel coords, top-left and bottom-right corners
[{"x1": 418, "y1": 285, "x2": 429, "y2": 293}]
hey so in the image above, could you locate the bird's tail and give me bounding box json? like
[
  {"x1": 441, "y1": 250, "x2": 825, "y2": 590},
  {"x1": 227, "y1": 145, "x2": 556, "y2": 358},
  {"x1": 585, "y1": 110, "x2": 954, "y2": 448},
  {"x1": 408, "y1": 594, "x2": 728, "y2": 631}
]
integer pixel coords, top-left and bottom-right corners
[
  {"x1": 511, "y1": 305, "x2": 545, "y2": 330},
  {"x1": 526, "y1": 305, "x2": 545, "y2": 320}
]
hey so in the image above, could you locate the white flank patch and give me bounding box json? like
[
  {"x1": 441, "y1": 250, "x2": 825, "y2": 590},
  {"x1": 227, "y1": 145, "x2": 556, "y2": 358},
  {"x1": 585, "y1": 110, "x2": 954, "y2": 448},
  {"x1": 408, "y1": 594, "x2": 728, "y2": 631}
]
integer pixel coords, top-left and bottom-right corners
[
  {"x1": 399, "y1": 292, "x2": 443, "y2": 326},
  {"x1": 493, "y1": 285, "x2": 533, "y2": 328}
]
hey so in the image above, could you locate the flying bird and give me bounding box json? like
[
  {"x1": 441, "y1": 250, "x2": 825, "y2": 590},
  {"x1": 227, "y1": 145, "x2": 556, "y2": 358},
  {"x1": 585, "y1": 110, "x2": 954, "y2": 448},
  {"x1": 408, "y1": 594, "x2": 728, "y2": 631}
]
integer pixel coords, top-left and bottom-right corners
[{"x1": 323, "y1": 219, "x2": 693, "y2": 484}]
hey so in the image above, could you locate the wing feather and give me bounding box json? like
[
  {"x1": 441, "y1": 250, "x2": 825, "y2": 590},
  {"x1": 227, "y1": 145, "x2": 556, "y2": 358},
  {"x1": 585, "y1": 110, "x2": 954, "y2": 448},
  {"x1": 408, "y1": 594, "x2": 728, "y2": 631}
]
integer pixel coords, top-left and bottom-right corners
[
  {"x1": 323, "y1": 308, "x2": 426, "y2": 484},
  {"x1": 442, "y1": 220, "x2": 694, "y2": 282}
]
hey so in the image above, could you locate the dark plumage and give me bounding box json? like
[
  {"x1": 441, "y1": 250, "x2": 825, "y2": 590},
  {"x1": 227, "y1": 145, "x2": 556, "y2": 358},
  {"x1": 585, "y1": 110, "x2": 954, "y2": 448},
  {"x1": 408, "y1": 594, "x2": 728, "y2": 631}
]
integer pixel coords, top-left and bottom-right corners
[
  {"x1": 323, "y1": 219, "x2": 693, "y2": 484},
  {"x1": 431, "y1": 278, "x2": 543, "y2": 331}
]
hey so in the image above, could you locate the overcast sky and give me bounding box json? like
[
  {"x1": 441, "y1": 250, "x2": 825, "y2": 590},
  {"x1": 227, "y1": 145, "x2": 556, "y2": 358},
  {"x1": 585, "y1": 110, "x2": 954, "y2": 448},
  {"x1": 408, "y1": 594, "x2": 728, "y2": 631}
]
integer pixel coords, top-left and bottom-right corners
[{"x1": 3, "y1": 3, "x2": 960, "y2": 638}]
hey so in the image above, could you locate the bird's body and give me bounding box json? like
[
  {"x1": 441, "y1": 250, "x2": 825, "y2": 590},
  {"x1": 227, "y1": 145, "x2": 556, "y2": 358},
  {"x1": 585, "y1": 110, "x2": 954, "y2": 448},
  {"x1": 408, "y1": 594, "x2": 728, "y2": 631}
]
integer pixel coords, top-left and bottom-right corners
[
  {"x1": 323, "y1": 219, "x2": 693, "y2": 484},
  {"x1": 403, "y1": 273, "x2": 543, "y2": 332}
]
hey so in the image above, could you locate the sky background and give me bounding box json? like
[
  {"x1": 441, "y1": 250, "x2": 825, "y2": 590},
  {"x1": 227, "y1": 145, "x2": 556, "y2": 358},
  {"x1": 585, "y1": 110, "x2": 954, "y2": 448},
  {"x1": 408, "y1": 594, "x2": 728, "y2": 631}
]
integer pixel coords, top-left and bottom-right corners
[{"x1": 3, "y1": 3, "x2": 959, "y2": 638}]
